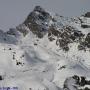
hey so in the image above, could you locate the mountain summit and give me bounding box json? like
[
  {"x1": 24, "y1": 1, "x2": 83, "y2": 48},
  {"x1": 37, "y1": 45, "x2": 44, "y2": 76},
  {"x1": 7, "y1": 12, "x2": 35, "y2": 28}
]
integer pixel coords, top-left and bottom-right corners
[{"x1": 17, "y1": 6, "x2": 52, "y2": 38}]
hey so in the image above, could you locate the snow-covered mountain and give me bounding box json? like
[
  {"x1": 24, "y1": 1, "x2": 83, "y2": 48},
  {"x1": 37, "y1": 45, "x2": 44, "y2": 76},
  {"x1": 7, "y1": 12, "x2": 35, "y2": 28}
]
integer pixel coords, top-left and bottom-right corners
[{"x1": 0, "y1": 6, "x2": 90, "y2": 90}]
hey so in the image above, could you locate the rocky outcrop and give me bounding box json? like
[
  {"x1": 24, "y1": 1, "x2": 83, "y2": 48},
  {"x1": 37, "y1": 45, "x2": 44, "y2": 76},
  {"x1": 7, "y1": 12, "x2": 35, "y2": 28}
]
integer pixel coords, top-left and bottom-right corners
[
  {"x1": 23, "y1": 6, "x2": 52, "y2": 38},
  {"x1": 48, "y1": 25, "x2": 84, "y2": 51},
  {"x1": 16, "y1": 24, "x2": 29, "y2": 36},
  {"x1": 84, "y1": 12, "x2": 90, "y2": 18},
  {"x1": 16, "y1": 6, "x2": 90, "y2": 51},
  {"x1": 63, "y1": 75, "x2": 90, "y2": 90},
  {"x1": 78, "y1": 33, "x2": 90, "y2": 51}
]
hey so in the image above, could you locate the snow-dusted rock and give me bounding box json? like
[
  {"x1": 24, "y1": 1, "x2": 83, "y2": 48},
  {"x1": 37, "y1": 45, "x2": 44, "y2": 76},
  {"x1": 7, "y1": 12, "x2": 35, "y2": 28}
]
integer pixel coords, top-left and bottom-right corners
[{"x1": 0, "y1": 6, "x2": 90, "y2": 90}]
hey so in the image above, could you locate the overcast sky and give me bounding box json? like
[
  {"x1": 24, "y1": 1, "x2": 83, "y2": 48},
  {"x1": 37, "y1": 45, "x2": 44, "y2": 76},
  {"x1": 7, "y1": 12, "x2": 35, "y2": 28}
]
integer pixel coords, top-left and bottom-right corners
[{"x1": 0, "y1": 0, "x2": 90, "y2": 30}]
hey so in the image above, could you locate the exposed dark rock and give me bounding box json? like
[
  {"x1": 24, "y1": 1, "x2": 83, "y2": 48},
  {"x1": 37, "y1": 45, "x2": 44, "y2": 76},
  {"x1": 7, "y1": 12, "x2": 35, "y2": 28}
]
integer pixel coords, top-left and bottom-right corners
[
  {"x1": 84, "y1": 87, "x2": 90, "y2": 90},
  {"x1": 84, "y1": 12, "x2": 90, "y2": 18},
  {"x1": 34, "y1": 43, "x2": 38, "y2": 46},
  {"x1": 15, "y1": 6, "x2": 90, "y2": 52},
  {"x1": 7, "y1": 28, "x2": 16, "y2": 36},
  {"x1": 78, "y1": 33, "x2": 90, "y2": 51},
  {"x1": 48, "y1": 26, "x2": 61, "y2": 37},
  {"x1": 48, "y1": 37, "x2": 55, "y2": 41},
  {"x1": 58, "y1": 65, "x2": 66, "y2": 70},
  {"x1": 16, "y1": 24, "x2": 29, "y2": 36},
  {"x1": 16, "y1": 62, "x2": 22, "y2": 65},
  {"x1": 48, "y1": 25, "x2": 85, "y2": 51},
  {"x1": 52, "y1": 25, "x2": 84, "y2": 51},
  {"x1": 9, "y1": 48, "x2": 12, "y2": 50},
  {"x1": 63, "y1": 75, "x2": 90, "y2": 90},
  {"x1": 81, "y1": 24, "x2": 90, "y2": 28},
  {"x1": 23, "y1": 6, "x2": 51, "y2": 38},
  {"x1": 0, "y1": 75, "x2": 3, "y2": 80},
  {"x1": 80, "y1": 76, "x2": 86, "y2": 86},
  {"x1": 78, "y1": 44, "x2": 86, "y2": 51},
  {"x1": 13, "y1": 54, "x2": 15, "y2": 60},
  {"x1": 85, "y1": 33, "x2": 90, "y2": 47}
]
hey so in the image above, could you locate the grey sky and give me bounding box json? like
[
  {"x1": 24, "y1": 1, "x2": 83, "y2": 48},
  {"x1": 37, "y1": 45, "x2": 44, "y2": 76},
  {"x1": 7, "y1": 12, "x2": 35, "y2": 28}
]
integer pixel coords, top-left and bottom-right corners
[{"x1": 0, "y1": 0, "x2": 90, "y2": 30}]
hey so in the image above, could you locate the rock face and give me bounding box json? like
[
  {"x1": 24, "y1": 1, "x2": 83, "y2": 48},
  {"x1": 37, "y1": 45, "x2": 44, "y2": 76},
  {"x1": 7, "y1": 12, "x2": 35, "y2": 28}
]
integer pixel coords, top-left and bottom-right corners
[
  {"x1": 48, "y1": 25, "x2": 84, "y2": 51},
  {"x1": 0, "y1": 76, "x2": 3, "y2": 80},
  {"x1": 16, "y1": 6, "x2": 90, "y2": 51},
  {"x1": 23, "y1": 6, "x2": 52, "y2": 38},
  {"x1": 16, "y1": 24, "x2": 29, "y2": 36},
  {"x1": 84, "y1": 12, "x2": 90, "y2": 18},
  {"x1": 64, "y1": 75, "x2": 90, "y2": 90},
  {"x1": 78, "y1": 33, "x2": 90, "y2": 51}
]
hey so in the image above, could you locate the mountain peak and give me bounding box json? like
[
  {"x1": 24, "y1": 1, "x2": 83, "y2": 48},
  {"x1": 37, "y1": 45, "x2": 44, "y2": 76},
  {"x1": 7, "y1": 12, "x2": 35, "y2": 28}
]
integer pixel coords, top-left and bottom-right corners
[
  {"x1": 34, "y1": 6, "x2": 45, "y2": 13},
  {"x1": 22, "y1": 6, "x2": 52, "y2": 38},
  {"x1": 16, "y1": 6, "x2": 90, "y2": 51}
]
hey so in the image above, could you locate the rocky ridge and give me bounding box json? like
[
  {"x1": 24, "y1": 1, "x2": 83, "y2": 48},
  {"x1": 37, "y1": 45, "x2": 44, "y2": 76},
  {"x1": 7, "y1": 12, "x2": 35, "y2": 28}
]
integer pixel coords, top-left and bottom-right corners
[{"x1": 0, "y1": 6, "x2": 90, "y2": 90}]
